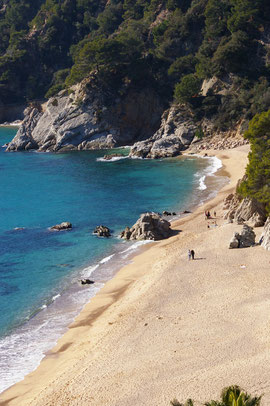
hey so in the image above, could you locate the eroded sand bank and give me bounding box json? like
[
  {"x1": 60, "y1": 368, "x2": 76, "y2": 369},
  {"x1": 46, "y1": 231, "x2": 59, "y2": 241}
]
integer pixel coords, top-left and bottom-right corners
[{"x1": 2, "y1": 145, "x2": 270, "y2": 406}]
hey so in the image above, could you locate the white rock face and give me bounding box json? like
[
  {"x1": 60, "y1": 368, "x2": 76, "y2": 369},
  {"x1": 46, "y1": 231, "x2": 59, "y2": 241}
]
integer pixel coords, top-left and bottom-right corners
[
  {"x1": 260, "y1": 217, "x2": 270, "y2": 250},
  {"x1": 7, "y1": 84, "x2": 163, "y2": 152},
  {"x1": 7, "y1": 90, "x2": 117, "y2": 151},
  {"x1": 224, "y1": 195, "x2": 266, "y2": 227},
  {"x1": 129, "y1": 106, "x2": 197, "y2": 158},
  {"x1": 234, "y1": 198, "x2": 266, "y2": 227}
]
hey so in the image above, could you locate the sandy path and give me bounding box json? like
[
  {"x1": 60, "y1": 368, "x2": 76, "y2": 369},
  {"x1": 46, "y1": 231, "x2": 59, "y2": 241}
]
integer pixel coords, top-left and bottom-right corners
[{"x1": 1, "y1": 145, "x2": 270, "y2": 406}]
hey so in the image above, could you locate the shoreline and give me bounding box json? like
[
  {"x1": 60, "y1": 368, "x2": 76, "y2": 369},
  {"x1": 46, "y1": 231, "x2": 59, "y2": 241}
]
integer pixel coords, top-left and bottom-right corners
[
  {"x1": 0, "y1": 152, "x2": 223, "y2": 394},
  {"x1": 0, "y1": 137, "x2": 222, "y2": 394},
  {"x1": 3, "y1": 144, "x2": 270, "y2": 405},
  {"x1": 0, "y1": 123, "x2": 21, "y2": 128}
]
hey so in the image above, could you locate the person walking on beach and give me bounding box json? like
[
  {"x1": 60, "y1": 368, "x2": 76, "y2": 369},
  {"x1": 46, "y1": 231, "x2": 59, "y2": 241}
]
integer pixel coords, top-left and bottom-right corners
[
  {"x1": 188, "y1": 250, "x2": 191, "y2": 260},
  {"x1": 191, "y1": 249, "x2": 195, "y2": 260}
]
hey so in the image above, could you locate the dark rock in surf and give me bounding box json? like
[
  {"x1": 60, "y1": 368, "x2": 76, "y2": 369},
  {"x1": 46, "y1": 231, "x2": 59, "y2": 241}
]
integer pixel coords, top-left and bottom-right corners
[
  {"x1": 103, "y1": 153, "x2": 125, "y2": 160},
  {"x1": 93, "y1": 225, "x2": 111, "y2": 237},
  {"x1": 81, "y1": 279, "x2": 95, "y2": 285}
]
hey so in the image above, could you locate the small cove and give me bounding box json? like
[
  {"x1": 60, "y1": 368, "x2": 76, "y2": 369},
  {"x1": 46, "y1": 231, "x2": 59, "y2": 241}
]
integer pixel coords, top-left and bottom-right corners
[{"x1": 0, "y1": 127, "x2": 227, "y2": 392}]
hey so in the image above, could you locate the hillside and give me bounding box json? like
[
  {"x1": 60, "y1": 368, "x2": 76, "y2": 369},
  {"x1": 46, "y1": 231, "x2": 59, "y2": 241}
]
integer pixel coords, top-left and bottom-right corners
[{"x1": 0, "y1": 0, "x2": 270, "y2": 130}]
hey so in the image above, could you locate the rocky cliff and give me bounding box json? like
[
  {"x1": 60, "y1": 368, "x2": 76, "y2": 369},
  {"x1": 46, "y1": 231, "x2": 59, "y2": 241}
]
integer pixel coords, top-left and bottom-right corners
[
  {"x1": 260, "y1": 217, "x2": 270, "y2": 251},
  {"x1": 129, "y1": 106, "x2": 197, "y2": 159},
  {"x1": 7, "y1": 81, "x2": 164, "y2": 152},
  {"x1": 6, "y1": 69, "x2": 252, "y2": 156}
]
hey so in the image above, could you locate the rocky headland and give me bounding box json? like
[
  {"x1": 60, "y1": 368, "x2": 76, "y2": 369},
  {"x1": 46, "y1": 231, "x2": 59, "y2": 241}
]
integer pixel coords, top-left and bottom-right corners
[
  {"x1": 6, "y1": 79, "x2": 164, "y2": 153},
  {"x1": 6, "y1": 93, "x2": 248, "y2": 157},
  {"x1": 6, "y1": 74, "x2": 249, "y2": 157}
]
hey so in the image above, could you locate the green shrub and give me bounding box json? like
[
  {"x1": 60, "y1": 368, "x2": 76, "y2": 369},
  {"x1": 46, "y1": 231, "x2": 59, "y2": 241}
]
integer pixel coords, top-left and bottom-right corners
[
  {"x1": 168, "y1": 55, "x2": 197, "y2": 82},
  {"x1": 238, "y1": 110, "x2": 270, "y2": 213},
  {"x1": 174, "y1": 74, "x2": 201, "y2": 104},
  {"x1": 211, "y1": 31, "x2": 250, "y2": 76},
  {"x1": 172, "y1": 385, "x2": 262, "y2": 406}
]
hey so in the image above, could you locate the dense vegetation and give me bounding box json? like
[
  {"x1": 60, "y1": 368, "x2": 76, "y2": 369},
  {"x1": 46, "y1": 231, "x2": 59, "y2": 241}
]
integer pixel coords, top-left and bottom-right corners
[
  {"x1": 0, "y1": 0, "x2": 270, "y2": 129},
  {"x1": 171, "y1": 385, "x2": 262, "y2": 405},
  {"x1": 238, "y1": 109, "x2": 270, "y2": 213}
]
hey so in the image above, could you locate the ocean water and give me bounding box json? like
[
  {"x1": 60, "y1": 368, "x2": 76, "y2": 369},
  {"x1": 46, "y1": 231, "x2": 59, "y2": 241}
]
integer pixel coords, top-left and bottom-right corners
[{"x1": 0, "y1": 127, "x2": 227, "y2": 393}]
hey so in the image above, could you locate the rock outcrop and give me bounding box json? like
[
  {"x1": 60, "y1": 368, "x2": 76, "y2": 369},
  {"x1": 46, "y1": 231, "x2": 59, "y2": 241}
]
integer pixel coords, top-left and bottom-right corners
[
  {"x1": 188, "y1": 118, "x2": 248, "y2": 152},
  {"x1": 223, "y1": 192, "x2": 242, "y2": 221},
  {"x1": 93, "y1": 225, "x2": 111, "y2": 237},
  {"x1": 7, "y1": 80, "x2": 163, "y2": 152},
  {"x1": 260, "y1": 217, "x2": 270, "y2": 251},
  {"x1": 120, "y1": 212, "x2": 171, "y2": 241},
  {"x1": 229, "y1": 233, "x2": 241, "y2": 248},
  {"x1": 240, "y1": 224, "x2": 256, "y2": 247},
  {"x1": 102, "y1": 153, "x2": 125, "y2": 160},
  {"x1": 7, "y1": 106, "x2": 42, "y2": 151},
  {"x1": 223, "y1": 193, "x2": 266, "y2": 227},
  {"x1": 229, "y1": 224, "x2": 256, "y2": 248},
  {"x1": 237, "y1": 198, "x2": 266, "y2": 227},
  {"x1": 50, "y1": 222, "x2": 72, "y2": 231},
  {"x1": 129, "y1": 106, "x2": 197, "y2": 158}
]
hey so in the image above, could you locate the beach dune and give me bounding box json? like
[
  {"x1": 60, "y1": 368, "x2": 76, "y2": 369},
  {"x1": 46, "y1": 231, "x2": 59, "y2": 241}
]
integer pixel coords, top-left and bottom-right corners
[{"x1": 1, "y1": 145, "x2": 270, "y2": 406}]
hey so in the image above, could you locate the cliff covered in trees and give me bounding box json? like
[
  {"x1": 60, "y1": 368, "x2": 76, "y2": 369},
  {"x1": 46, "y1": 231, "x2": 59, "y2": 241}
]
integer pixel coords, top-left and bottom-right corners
[{"x1": 1, "y1": 0, "x2": 270, "y2": 131}]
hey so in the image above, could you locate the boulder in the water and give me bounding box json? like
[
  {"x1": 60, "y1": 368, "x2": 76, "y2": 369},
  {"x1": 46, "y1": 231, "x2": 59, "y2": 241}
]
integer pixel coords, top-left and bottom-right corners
[
  {"x1": 50, "y1": 222, "x2": 72, "y2": 231},
  {"x1": 81, "y1": 279, "x2": 95, "y2": 285},
  {"x1": 93, "y1": 225, "x2": 111, "y2": 237},
  {"x1": 103, "y1": 153, "x2": 125, "y2": 160}
]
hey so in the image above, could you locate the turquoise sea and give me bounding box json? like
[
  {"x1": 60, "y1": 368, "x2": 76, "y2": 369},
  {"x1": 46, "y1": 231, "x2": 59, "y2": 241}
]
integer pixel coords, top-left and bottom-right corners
[{"x1": 0, "y1": 126, "x2": 226, "y2": 393}]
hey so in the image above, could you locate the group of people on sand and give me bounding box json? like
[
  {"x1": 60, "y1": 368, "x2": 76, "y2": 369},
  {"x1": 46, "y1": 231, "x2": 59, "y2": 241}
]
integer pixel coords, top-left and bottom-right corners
[
  {"x1": 188, "y1": 208, "x2": 219, "y2": 260},
  {"x1": 205, "y1": 210, "x2": 211, "y2": 219},
  {"x1": 205, "y1": 210, "x2": 216, "y2": 220},
  {"x1": 207, "y1": 220, "x2": 217, "y2": 229}
]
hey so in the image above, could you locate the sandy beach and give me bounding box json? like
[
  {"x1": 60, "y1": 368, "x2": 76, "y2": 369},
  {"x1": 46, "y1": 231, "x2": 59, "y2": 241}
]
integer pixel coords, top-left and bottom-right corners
[{"x1": 1, "y1": 144, "x2": 270, "y2": 406}]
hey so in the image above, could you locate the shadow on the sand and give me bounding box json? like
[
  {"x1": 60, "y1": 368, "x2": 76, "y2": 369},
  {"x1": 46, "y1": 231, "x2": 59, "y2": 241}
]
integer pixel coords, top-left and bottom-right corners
[
  {"x1": 193, "y1": 258, "x2": 206, "y2": 260},
  {"x1": 170, "y1": 229, "x2": 182, "y2": 237}
]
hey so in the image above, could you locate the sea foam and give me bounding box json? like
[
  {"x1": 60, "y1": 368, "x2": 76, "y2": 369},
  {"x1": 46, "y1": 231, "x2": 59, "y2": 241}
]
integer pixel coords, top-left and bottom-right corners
[
  {"x1": 96, "y1": 156, "x2": 129, "y2": 162},
  {"x1": 194, "y1": 155, "x2": 222, "y2": 191}
]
